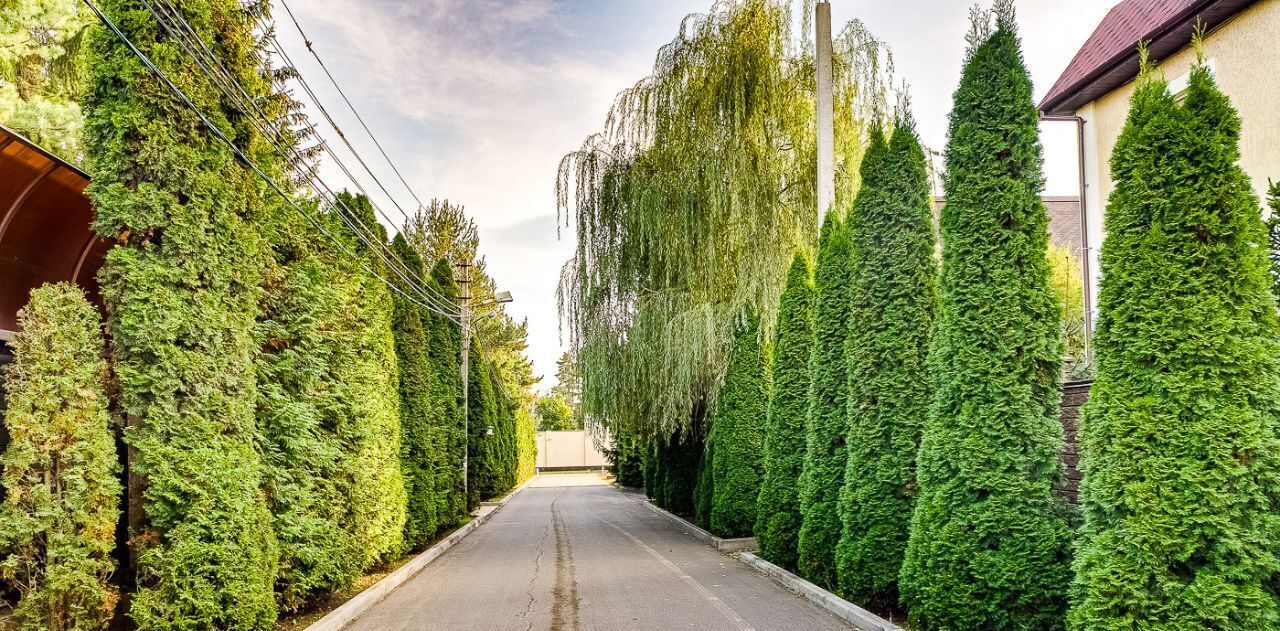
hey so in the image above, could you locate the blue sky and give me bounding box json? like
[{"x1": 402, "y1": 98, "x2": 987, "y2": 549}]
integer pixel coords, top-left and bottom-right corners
[{"x1": 274, "y1": 0, "x2": 1117, "y2": 389}]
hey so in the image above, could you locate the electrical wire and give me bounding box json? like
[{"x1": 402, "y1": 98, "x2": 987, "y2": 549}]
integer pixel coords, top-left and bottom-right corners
[
  {"x1": 78, "y1": 0, "x2": 461, "y2": 321},
  {"x1": 136, "y1": 0, "x2": 463, "y2": 318}
]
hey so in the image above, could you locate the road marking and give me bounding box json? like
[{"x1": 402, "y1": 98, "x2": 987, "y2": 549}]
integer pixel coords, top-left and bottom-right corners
[{"x1": 593, "y1": 508, "x2": 756, "y2": 631}]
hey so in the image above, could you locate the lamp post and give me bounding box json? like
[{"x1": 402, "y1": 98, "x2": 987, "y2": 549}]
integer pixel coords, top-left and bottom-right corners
[{"x1": 459, "y1": 258, "x2": 512, "y2": 509}]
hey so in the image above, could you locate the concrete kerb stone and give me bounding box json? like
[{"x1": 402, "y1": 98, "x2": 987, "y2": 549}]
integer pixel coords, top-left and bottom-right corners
[
  {"x1": 306, "y1": 474, "x2": 539, "y2": 631},
  {"x1": 638, "y1": 498, "x2": 757, "y2": 553},
  {"x1": 736, "y1": 552, "x2": 904, "y2": 631}
]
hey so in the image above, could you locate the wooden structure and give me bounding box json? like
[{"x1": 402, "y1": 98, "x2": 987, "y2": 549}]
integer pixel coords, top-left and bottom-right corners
[{"x1": 0, "y1": 125, "x2": 107, "y2": 344}]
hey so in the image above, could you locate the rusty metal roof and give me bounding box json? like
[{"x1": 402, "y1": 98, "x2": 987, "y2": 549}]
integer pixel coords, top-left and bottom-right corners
[
  {"x1": 0, "y1": 124, "x2": 108, "y2": 336},
  {"x1": 1039, "y1": 0, "x2": 1258, "y2": 116}
]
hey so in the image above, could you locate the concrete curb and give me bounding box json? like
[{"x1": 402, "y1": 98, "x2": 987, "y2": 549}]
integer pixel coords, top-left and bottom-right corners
[
  {"x1": 737, "y1": 552, "x2": 903, "y2": 631},
  {"x1": 306, "y1": 474, "x2": 538, "y2": 631},
  {"x1": 639, "y1": 498, "x2": 757, "y2": 553}
]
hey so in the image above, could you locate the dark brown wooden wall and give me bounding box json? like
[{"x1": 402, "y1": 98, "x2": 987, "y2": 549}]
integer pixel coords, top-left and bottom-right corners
[{"x1": 1057, "y1": 380, "x2": 1092, "y2": 504}]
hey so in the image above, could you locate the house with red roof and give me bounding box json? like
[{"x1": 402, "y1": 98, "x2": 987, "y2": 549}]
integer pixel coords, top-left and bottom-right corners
[{"x1": 1040, "y1": 0, "x2": 1279, "y2": 327}]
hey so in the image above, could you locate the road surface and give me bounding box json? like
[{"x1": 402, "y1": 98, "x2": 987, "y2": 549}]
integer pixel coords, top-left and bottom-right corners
[{"x1": 346, "y1": 472, "x2": 857, "y2": 631}]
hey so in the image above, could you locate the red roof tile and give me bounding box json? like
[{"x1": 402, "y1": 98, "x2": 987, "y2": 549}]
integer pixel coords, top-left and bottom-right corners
[{"x1": 1039, "y1": 0, "x2": 1257, "y2": 115}]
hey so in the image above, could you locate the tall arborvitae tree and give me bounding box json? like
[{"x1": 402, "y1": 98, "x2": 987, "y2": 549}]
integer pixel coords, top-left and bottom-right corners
[
  {"x1": 835, "y1": 117, "x2": 937, "y2": 609},
  {"x1": 709, "y1": 319, "x2": 768, "y2": 537},
  {"x1": 391, "y1": 235, "x2": 442, "y2": 548},
  {"x1": 428, "y1": 259, "x2": 466, "y2": 526},
  {"x1": 1069, "y1": 61, "x2": 1280, "y2": 629},
  {"x1": 693, "y1": 438, "x2": 714, "y2": 525},
  {"x1": 84, "y1": 0, "x2": 279, "y2": 625},
  {"x1": 755, "y1": 255, "x2": 814, "y2": 569},
  {"x1": 798, "y1": 182, "x2": 858, "y2": 588},
  {"x1": 900, "y1": 6, "x2": 1071, "y2": 629},
  {"x1": 329, "y1": 192, "x2": 406, "y2": 568},
  {"x1": 0, "y1": 284, "x2": 120, "y2": 630},
  {"x1": 1266, "y1": 181, "x2": 1280, "y2": 298},
  {"x1": 657, "y1": 434, "x2": 701, "y2": 516},
  {"x1": 466, "y1": 337, "x2": 498, "y2": 506},
  {"x1": 256, "y1": 197, "x2": 362, "y2": 611}
]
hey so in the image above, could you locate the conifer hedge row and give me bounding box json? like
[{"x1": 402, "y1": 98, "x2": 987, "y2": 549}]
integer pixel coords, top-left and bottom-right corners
[{"x1": 709, "y1": 320, "x2": 768, "y2": 537}]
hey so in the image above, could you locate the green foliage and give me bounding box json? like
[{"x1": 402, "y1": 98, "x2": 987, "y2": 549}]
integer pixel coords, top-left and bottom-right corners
[
  {"x1": 0, "y1": 283, "x2": 119, "y2": 630},
  {"x1": 755, "y1": 255, "x2": 813, "y2": 570},
  {"x1": 643, "y1": 443, "x2": 658, "y2": 501},
  {"x1": 1265, "y1": 180, "x2": 1280, "y2": 298},
  {"x1": 84, "y1": 0, "x2": 280, "y2": 624},
  {"x1": 391, "y1": 235, "x2": 442, "y2": 549},
  {"x1": 256, "y1": 198, "x2": 362, "y2": 611},
  {"x1": 656, "y1": 434, "x2": 701, "y2": 517},
  {"x1": 0, "y1": 0, "x2": 92, "y2": 163},
  {"x1": 693, "y1": 438, "x2": 714, "y2": 526},
  {"x1": 1048, "y1": 244, "x2": 1087, "y2": 367},
  {"x1": 900, "y1": 8, "x2": 1071, "y2": 629},
  {"x1": 558, "y1": 0, "x2": 892, "y2": 443},
  {"x1": 708, "y1": 319, "x2": 768, "y2": 538},
  {"x1": 1068, "y1": 64, "x2": 1280, "y2": 629},
  {"x1": 427, "y1": 259, "x2": 467, "y2": 526},
  {"x1": 798, "y1": 204, "x2": 854, "y2": 588},
  {"x1": 329, "y1": 193, "x2": 407, "y2": 569},
  {"x1": 535, "y1": 394, "x2": 579, "y2": 431},
  {"x1": 836, "y1": 119, "x2": 936, "y2": 609},
  {"x1": 610, "y1": 435, "x2": 645, "y2": 488}
]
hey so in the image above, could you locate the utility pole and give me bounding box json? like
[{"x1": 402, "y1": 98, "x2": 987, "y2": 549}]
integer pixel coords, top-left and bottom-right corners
[
  {"x1": 457, "y1": 259, "x2": 472, "y2": 508},
  {"x1": 815, "y1": 0, "x2": 835, "y2": 223}
]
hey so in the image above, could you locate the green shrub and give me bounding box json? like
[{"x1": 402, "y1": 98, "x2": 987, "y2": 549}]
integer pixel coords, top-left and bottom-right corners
[
  {"x1": 1266, "y1": 180, "x2": 1280, "y2": 298},
  {"x1": 900, "y1": 7, "x2": 1071, "y2": 629},
  {"x1": 694, "y1": 438, "x2": 714, "y2": 525},
  {"x1": 798, "y1": 177, "x2": 856, "y2": 588},
  {"x1": 427, "y1": 259, "x2": 467, "y2": 527},
  {"x1": 256, "y1": 199, "x2": 362, "y2": 611},
  {"x1": 85, "y1": 0, "x2": 279, "y2": 624},
  {"x1": 658, "y1": 434, "x2": 701, "y2": 516},
  {"x1": 1068, "y1": 62, "x2": 1280, "y2": 629},
  {"x1": 756, "y1": 255, "x2": 813, "y2": 570},
  {"x1": 643, "y1": 443, "x2": 658, "y2": 501},
  {"x1": 391, "y1": 235, "x2": 442, "y2": 549},
  {"x1": 611, "y1": 435, "x2": 646, "y2": 488},
  {"x1": 836, "y1": 118, "x2": 936, "y2": 609},
  {"x1": 0, "y1": 283, "x2": 120, "y2": 630},
  {"x1": 709, "y1": 319, "x2": 768, "y2": 537}
]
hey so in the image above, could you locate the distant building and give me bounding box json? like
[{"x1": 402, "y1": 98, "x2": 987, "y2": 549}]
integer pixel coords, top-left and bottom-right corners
[{"x1": 1040, "y1": 0, "x2": 1279, "y2": 325}]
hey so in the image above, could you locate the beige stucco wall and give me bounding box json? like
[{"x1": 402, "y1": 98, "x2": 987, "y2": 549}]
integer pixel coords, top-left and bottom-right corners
[
  {"x1": 536, "y1": 430, "x2": 611, "y2": 469},
  {"x1": 1077, "y1": 0, "x2": 1280, "y2": 322}
]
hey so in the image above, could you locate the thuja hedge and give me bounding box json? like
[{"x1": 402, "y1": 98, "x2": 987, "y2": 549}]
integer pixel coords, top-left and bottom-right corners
[
  {"x1": 257, "y1": 194, "x2": 363, "y2": 610},
  {"x1": 428, "y1": 259, "x2": 467, "y2": 525},
  {"x1": 85, "y1": 0, "x2": 279, "y2": 624},
  {"x1": 657, "y1": 434, "x2": 701, "y2": 517},
  {"x1": 752, "y1": 253, "x2": 814, "y2": 568},
  {"x1": 0, "y1": 284, "x2": 120, "y2": 630},
  {"x1": 798, "y1": 173, "x2": 856, "y2": 588},
  {"x1": 900, "y1": 8, "x2": 1072, "y2": 629},
  {"x1": 755, "y1": 254, "x2": 813, "y2": 570},
  {"x1": 836, "y1": 118, "x2": 936, "y2": 609},
  {"x1": 1069, "y1": 63, "x2": 1280, "y2": 629},
  {"x1": 709, "y1": 319, "x2": 768, "y2": 537},
  {"x1": 694, "y1": 437, "x2": 714, "y2": 525},
  {"x1": 392, "y1": 235, "x2": 443, "y2": 548}
]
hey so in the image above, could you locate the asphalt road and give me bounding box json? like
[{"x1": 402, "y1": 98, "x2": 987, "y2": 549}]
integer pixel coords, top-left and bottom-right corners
[{"x1": 345, "y1": 472, "x2": 857, "y2": 631}]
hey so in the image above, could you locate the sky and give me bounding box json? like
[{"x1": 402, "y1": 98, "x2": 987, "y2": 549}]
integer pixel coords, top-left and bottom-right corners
[{"x1": 274, "y1": 0, "x2": 1118, "y2": 391}]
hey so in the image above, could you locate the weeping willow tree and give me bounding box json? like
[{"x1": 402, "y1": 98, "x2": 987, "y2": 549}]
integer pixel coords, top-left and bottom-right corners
[{"x1": 558, "y1": 0, "x2": 892, "y2": 444}]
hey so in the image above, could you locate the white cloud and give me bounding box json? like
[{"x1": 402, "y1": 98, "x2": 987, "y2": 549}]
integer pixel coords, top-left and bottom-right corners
[{"x1": 274, "y1": 0, "x2": 1120, "y2": 388}]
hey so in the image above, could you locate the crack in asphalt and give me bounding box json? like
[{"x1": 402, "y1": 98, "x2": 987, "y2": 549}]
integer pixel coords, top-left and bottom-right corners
[
  {"x1": 520, "y1": 487, "x2": 566, "y2": 631},
  {"x1": 551, "y1": 490, "x2": 581, "y2": 631}
]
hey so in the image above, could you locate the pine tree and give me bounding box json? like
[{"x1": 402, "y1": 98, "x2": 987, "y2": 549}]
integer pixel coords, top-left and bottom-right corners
[
  {"x1": 836, "y1": 117, "x2": 936, "y2": 609},
  {"x1": 391, "y1": 235, "x2": 442, "y2": 548},
  {"x1": 0, "y1": 284, "x2": 120, "y2": 630},
  {"x1": 900, "y1": 7, "x2": 1071, "y2": 629},
  {"x1": 84, "y1": 0, "x2": 279, "y2": 624},
  {"x1": 755, "y1": 255, "x2": 814, "y2": 570},
  {"x1": 1068, "y1": 61, "x2": 1280, "y2": 629},
  {"x1": 798, "y1": 176, "x2": 857, "y2": 588}
]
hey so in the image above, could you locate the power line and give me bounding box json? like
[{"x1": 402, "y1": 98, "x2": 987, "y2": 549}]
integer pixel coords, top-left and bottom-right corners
[
  {"x1": 277, "y1": 0, "x2": 430, "y2": 213},
  {"x1": 79, "y1": 0, "x2": 461, "y2": 321},
  {"x1": 136, "y1": 0, "x2": 462, "y2": 318}
]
